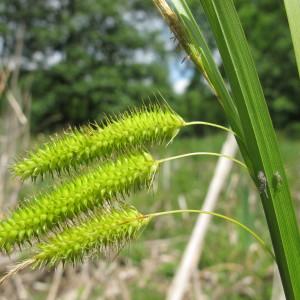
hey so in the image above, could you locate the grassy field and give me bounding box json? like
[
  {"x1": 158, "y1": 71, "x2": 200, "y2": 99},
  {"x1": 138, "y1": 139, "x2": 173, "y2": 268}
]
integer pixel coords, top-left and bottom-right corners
[{"x1": 4, "y1": 133, "x2": 300, "y2": 299}]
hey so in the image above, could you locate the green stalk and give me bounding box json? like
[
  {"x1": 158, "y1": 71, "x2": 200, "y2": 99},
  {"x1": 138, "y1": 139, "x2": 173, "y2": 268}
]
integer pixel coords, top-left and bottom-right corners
[
  {"x1": 146, "y1": 209, "x2": 274, "y2": 259},
  {"x1": 197, "y1": 1, "x2": 300, "y2": 298}
]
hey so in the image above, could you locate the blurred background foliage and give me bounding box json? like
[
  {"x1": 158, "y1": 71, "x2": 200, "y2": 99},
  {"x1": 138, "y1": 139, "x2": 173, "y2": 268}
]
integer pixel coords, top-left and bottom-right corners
[
  {"x1": 0, "y1": 0, "x2": 299, "y2": 136},
  {"x1": 1, "y1": 0, "x2": 172, "y2": 131}
]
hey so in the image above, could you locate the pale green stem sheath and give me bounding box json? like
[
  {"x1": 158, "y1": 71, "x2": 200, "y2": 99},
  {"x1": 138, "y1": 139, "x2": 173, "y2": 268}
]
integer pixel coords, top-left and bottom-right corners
[
  {"x1": 184, "y1": 121, "x2": 235, "y2": 135},
  {"x1": 145, "y1": 209, "x2": 275, "y2": 259},
  {"x1": 158, "y1": 152, "x2": 247, "y2": 169}
]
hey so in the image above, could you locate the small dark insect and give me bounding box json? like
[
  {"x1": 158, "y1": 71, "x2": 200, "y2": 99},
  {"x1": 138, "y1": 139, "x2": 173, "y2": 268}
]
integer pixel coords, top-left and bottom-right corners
[
  {"x1": 170, "y1": 35, "x2": 177, "y2": 43},
  {"x1": 258, "y1": 171, "x2": 268, "y2": 198},
  {"x1": 181, "y1": 55, "x2": 191, "y2": 64},
  {"x1": 273, "y1": 171, "x2": 283, "y2": 191}
]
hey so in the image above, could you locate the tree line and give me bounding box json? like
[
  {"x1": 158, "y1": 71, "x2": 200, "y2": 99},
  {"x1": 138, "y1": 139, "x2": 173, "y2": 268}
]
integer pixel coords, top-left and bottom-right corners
[{"x1": 0, "y1": 0, "x2": 299, "y2": 136}]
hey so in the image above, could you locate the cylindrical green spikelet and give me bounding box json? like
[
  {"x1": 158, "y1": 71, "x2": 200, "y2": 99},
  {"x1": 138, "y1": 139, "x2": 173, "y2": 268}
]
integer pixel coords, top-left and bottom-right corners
[
  {"x1": 32, "y1": 206, "x2": 149, "y2": 267},
  {"x1": 0, "y1": 153, "x2": 158, "y2": 252},
  {"x1": 13, "y1": 106, "x2": 184, "y2": 180}
]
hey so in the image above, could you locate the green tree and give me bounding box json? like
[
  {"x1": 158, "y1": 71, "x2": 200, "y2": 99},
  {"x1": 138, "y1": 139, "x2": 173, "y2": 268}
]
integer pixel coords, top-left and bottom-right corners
[{"x1": 0, "y1": 0, "x2": 173, "y2": 131}]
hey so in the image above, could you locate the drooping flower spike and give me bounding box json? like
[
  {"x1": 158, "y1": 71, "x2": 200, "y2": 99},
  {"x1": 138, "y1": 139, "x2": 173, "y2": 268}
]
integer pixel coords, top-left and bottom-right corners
[
  {"x1": 13, "y1": 104, "x2": 234, "y2": 181},
  {"x1": 1, "y1": 149, "x2": 245, "y2": 252},
  {"x1": 0, "y1": 206, "x2": 149, "y2": 284},
  {"x1": 32, "y1": 206, "x2": 148, "y2": 267},
  {"x1": 13, "y1": 105, "x2": 185, "y2": 181},
  {"x1": 32, "y1": 207, "x2": 271, "y2": 269},
  {"x1": 0, "y1": 152, "x2": 158, "y2": 252},
  {"x1": 0, "y1": 206, "x2": 272, "y2": 285}
]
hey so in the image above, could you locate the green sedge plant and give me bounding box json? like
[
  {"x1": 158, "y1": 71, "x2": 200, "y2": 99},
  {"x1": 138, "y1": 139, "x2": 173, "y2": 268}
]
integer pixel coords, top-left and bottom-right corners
[
  {"x1": 1, "y1": 1, "x2": 299, "y2": 298},
  {"x1": 1, "y1": 103, "x2": 268, "y2": 285}
]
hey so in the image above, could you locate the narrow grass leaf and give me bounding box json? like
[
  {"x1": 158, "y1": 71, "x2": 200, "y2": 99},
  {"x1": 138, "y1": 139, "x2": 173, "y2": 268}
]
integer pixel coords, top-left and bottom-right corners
[
  {"x1": 198, "y1": 1, "x2": 300, "y2": 298},
  {"x1": 283, "y1": 0, "x2": 300, "y2": 77}
]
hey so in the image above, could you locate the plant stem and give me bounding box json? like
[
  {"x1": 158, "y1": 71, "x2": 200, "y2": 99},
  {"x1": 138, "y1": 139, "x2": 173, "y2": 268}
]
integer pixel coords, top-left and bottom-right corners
[
  {"x1": 184, "y1": 121, "x2": 235, "y2": 135},
  {"x1": 145, "y1": 209, "x2": 274, "y2": 259},
  {"x1": 158, "y1": 152, "x2": 247, "y2": 169}
]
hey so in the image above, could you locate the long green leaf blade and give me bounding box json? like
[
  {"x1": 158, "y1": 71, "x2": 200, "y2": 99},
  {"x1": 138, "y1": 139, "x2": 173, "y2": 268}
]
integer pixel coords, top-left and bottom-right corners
[
  {"x1": 283, "y1": 0, "x2": 300, "y2": 77},
  {"x1": 198, "y1": 1, "x2": 300, "y2": 298}
]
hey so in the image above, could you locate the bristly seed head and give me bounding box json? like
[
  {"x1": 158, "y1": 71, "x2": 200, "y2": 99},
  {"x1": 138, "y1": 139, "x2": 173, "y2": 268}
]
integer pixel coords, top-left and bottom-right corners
[
  {"x1": 13, "y1": 105, "x2": 184, "y2": 180},
  {"x1": 32, "y1": 206, "x2": 149, "y2": 267},
  {"x1": 0, "y1": 152, "x2": 158, "y2": 252}
]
